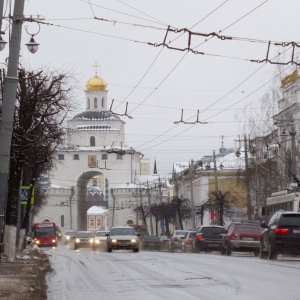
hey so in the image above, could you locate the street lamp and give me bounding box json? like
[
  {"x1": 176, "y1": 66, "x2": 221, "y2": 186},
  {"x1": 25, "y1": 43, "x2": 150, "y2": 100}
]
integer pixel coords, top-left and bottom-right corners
[
  {"x1": 25, "y1": 35, "x2": 39, "y2": 53},
  {"x1": 24, "y1": 24, "x2": 40, "y2": 54}
]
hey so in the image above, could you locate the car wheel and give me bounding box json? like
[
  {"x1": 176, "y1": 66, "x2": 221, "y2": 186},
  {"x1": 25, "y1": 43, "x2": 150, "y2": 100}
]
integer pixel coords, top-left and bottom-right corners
[
  {"x1": 133, "y1": 248, "x2": 139, "y2": 253},
  {"x1": 254, "y1": 249, "x2": 259, "y2": 257},
  {"x1": 221, "y1": 246, "x2": 226, "y2": 255},
  {"x1": 107, "y1": 247, "x2": 112, "y2": 252},
  {"x1": 226, "y1": 243, "x2": 232, "y2": 256},
  {"x1": 268, "y1": 243, "x2": 278, "y2": 260}
]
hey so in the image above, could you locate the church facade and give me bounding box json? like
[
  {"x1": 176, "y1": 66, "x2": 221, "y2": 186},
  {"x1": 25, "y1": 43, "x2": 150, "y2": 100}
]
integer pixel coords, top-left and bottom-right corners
[{"x1": 34, "y1": 72, "x2": 146, "y2": 231}]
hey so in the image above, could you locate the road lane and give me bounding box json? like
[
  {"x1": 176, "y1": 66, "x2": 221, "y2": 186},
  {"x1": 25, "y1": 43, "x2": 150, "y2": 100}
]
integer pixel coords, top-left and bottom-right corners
[{"x1": 45, "y1": 245, "x2": 300, "y2": 300}]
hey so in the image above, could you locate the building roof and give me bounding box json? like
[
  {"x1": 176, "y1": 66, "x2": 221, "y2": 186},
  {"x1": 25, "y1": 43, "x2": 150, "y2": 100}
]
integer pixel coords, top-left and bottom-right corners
[
  {"x1": 72, "y1": 111, "x2": 120, "y2": 121},
  {"x1": 87, "y1": 205, "x2": 108, "y2": 215}
]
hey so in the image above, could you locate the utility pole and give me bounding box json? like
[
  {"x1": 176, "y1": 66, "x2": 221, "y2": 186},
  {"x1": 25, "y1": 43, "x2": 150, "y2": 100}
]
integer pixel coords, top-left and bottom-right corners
[
  {"x1": 69, "y1": 186, "x2": 75, "y2": 230},
  {"x1": 244, "y1": 135, "x2": 252, "y2": 220},
  {"x1": 0, "y1": 1, "x2": 25, "y2": 255},
  {"x1": 189, "y1": 160, "x2": 196, "y2": 229},
  {"x1": 213, "y1": 151, "x2": 220, "y2": 224},
  {"x1": 158, "y1": 177, "x2": 164, "y2": 235},
  {"x1": 146, "y1": 180, "x2": 153, "y2": 235}
]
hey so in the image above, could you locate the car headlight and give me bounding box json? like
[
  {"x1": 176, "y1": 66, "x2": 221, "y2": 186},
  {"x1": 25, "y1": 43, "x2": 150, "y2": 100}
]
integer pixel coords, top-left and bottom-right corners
[
  {"x1": 95, "y1": 239, "x2": 100, "y2": 244},
  {"x1": 75, "y1": 238, "x2": 80, "y2": 243},
  {"x1": 35, "y1": 240, "x2": 40, "y2": 244},
  {"x1": 131, "y1": 239, "x2": 137, "y2": 243},
  {"x1": 111, "y1": 239, "x2": 117, "y2": 243},
  {"x1": 52, "y1": 239, "x2": 56, "y2": 243},
  {"x1": 66, "y1": 236, "x2": 70, "y2": 240},
  {"x1": 89, "y1": 238, "x2": 94, "y2": 244}
]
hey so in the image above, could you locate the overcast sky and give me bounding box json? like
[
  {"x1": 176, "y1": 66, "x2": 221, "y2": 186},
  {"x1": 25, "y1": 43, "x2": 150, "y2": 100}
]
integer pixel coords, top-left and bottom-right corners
[{"x1": 1, "y1": 0, "x2": 299, "y2": 175}]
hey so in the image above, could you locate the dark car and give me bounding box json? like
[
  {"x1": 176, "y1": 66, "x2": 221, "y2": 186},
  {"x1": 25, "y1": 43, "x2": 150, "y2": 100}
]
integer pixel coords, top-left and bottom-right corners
[
  {"x1": 159, "y1": 235, "x2": 170, "y2": 251},
  {"x1": 106, "y1": 226, "x2": 140, "y2": 252},
  {"x1": 63, "y1": 230, "x2": 77, "y2": 245},
  {"x1": 141, "y1": 235, "x2": 160, "y2": 251},
  {"x1": 222, "y1": 222, "x2": 262, "y2": 256},
  {"x1": 193, "y1": 225, "x2": 227, "y2": 253},
  {"x1": 181, "y1": 231, "x2": 196, "y2": 252},
  {"x1": 260, "y1": 211, "x2": 300, "y2": 260},
  {"x1": 169, "y1": 230, "x2": 188, "y2": 252},
  {"x1": 56, "y1": 226, "x2": 62, "y2": 240},
  {"x1": 74, "y1": 231, "x2": 94, "y2": 250}
]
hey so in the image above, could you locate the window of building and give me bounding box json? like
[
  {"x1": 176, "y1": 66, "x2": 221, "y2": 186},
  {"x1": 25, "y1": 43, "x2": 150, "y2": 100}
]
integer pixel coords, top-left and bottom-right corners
[
  {"x1": 117, "y1": 154, "x2": 123, "y2": 160},
  {"x1": 90, "y1": 217, "x2": 94, "y2": 228},
  {"x1": 94, "y1": 98, "x2": 97, "y2": 108},
  {"x1": 74, "y1": 154, "x2": 79, "y2": 160},
  {"x1": 61, "y1": 215, "x2": 65, "y2": 228},
  {"x1": 87, "y1": 98, "x2": 90, "y2": 109},
  {"x1": 58, "y1": 154, "x2": 64, "y2": 160},
  {"x1": 102, "y1": 97, "x2": 104, "y2": 108},
  {"x1": 102, "y1": 154, "x2": 107, "y2": 160},
  {"x1": 90, "y1": 136, "x2": 95, "y2": 146},
  {"x1": 96, "y1": 217, "x2": 101, "y2": 228}
]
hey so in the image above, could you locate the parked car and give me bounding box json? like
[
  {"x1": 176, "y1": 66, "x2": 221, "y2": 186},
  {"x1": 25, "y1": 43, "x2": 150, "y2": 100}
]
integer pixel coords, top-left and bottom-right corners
[
  {"x1": 92, "y1": 230, "x2": 110, "y2": 250},
  {"x1": 141, "y1": 235, "x2": 160, "y2": 251},
  {"x1": 106, "y1": 226, "x2": 140, "y2": 252},
  {"x1": 260, "y1": 211, "x2": 300, "y2": 260},
  {"x1": 64, "y1": 230, "x2": 77, "y2": 245},
  {"x1": 169, "y1": 230, "x2": 188, "y2": 252},
  {"x1": 159, "y1": 235, "x2": 170, "y2": 251},
  {"x1": 74, "y1": 231, "x2": 94, "y2": 250},
  {"x1": 181, "y1": 231, "x2": 196, "y2": 252},
  {"x1": 193, "y1": 225, "x2": 227, "y2": 253},
  {"x1": 222, "y1": 222, "x2": 262, "y2": 256}
]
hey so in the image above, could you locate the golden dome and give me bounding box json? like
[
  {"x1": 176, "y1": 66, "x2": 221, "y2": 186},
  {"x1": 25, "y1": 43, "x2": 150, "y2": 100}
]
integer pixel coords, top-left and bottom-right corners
[{"x1": 86, "y1": 74, "x2": 107, "y2": 91}]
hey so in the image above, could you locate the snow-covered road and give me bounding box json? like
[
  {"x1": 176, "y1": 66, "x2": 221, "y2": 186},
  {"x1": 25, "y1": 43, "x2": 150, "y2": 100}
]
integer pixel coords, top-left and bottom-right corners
[{"x1": 45, "y1": 245, "x2": 300, "y2": 300}]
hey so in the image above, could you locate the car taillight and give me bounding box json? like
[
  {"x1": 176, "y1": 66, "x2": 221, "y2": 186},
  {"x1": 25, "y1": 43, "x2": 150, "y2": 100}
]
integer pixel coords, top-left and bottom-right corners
[
  {"x1": 197, "y1": 235, "x2": 203, "y2": 240},
  {"x1": 174, "y1": 237, "x2": 178, "y2": 241},
  {"x1": 275, "y1": 227, "x2": 289, "y2": 234},
  {"x1": 186, "y1": 241, "x2": 191, "y2": 245}
]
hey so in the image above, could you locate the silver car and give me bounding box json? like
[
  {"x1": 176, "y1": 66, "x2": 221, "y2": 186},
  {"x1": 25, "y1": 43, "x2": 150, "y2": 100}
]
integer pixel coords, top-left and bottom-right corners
[
  {"x1": 107, "y1": 226, "x2": 140, "y2": 252},
  {"x1": 92, "y1": 230, "x2": 110, "y2": 250}
]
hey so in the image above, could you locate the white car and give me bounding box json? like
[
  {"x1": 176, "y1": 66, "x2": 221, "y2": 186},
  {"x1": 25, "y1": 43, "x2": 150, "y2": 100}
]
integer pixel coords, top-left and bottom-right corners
[
  {"x1": 106, "y1": 226, "x2": 140, "y2": 252},
  {"x1": 92, "y1": 230, "x2": 110, "y2": 250}
]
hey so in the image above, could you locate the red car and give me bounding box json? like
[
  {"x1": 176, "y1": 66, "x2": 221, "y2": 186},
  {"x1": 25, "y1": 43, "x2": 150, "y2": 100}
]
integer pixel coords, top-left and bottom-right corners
[{"x1": 222, "y1": 222, "x2": 262, "y2": 256}]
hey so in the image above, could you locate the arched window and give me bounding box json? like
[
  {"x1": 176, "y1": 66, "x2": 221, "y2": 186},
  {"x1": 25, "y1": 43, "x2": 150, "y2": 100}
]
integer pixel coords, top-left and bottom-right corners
[
  {"x1": 102, "y1": 97, "x2": 104, "y2": 108},
  {"x1": 74, "y1": 154, "x2": 79, "y2": 160},
  {"x1": 94, "y1": 98, "x2": 97, "y2": 108},
  {"x1": 87, "y1": 98, "x2": 90, "y2": 109},
  {"x1": 61, "y1": 215, "x2": 65, "y2": 227},
  {"x1": 90, "y1": 136, "x2": 95, "y2": 146}
]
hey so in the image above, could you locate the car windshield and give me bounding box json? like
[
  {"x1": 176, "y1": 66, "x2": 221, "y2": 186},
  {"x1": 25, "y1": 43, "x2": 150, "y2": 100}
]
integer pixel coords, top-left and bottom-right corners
[
  {"x1": 96, "y1": 231, "x2": 109, "y2": 237},
  {"x1": 200, "y1": 227, "x2": 226, "y2": 234},
  {"x1": 279, "y1": 215, "x2": 300, "y2": 226},
  {"x1": 76, "y1": 232, "x2": 93, "y2": 238},
  {"x1": 160, "y1": 236, "x2": 169, "y2": 240},
  {"x1": 110, "y1": 228, "x2": 136, "y2": 236},
  {"x1": 234, "y1": 225, "x2": 261, "y2": 232},
  {"x1": 65, "y1": 231, "x2": 76, "y2": 236}
]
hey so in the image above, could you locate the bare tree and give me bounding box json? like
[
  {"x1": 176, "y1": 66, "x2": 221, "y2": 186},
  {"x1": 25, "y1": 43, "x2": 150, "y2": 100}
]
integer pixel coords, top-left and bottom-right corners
[{"x1": 1, "y1": 68, "x2": 74, "y2": 260}]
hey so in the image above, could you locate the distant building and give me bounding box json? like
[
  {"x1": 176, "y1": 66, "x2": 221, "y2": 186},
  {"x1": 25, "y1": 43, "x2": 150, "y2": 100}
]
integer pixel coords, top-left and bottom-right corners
[{"x1": 34, "y1": 71, "x2": 146, "y2": 231}]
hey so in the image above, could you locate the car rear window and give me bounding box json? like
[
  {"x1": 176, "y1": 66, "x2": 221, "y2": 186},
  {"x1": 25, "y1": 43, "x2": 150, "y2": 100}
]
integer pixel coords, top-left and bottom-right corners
[
  {"x1": 200, "y1": 227, "x2": 226, "y2": 234},
  {"x1": 234, "y1": 225, "x2": 261, "y2": 232},
  {"x1": 279, "y1": 214, "x2": 300, "y2": 226},
  {"x1": 175, "y1": 231, "x2": 187, "y2": 235}
]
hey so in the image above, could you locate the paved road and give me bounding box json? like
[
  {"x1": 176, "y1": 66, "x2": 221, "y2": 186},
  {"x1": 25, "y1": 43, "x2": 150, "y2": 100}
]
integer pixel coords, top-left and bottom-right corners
[{"x1": 45, "y1": 245, "x2": 300, "y2": 300}]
